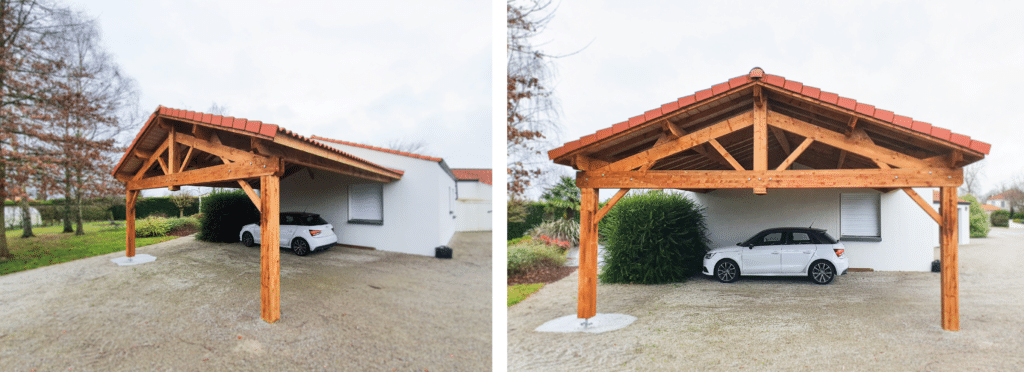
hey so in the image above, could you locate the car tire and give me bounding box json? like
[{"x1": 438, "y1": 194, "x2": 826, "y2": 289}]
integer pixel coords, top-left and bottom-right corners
[
  {"x1": 714, "y1": 260, "x2": 739, "y2": 283},
  {"x1": 292, "y1": 238, "x2": 310, "y2": 256},
  {"x1": 809, "y1": 260, "x2": 836, "y2": 285},
  {"x1": 241, "y1": 232, "x2": 255, "y2": 247}
]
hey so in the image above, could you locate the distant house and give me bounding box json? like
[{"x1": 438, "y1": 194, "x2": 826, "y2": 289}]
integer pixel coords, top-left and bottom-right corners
[
  {"x1": 451, "y1": 169, "x2": 492, "y2": 232},
  {"x1": 986, "y1": 189, "x2": 1022, "y2": 212},
  {"x1": 980, "y1": 204, "x2": 1003, "y2": 216}
]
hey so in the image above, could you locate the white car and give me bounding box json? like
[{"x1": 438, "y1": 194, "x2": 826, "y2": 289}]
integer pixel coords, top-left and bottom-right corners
[
  {"x1": 239, "y1": 212, "x2": 338, "y2": 256},
  {"x1": 702, "y1": 228, "x2": 849, "y2": 285}
]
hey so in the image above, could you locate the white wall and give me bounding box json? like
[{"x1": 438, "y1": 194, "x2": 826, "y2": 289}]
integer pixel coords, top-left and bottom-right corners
[
  {"x1": 4, "y1": 206, "x2": 42, "y2": 228},
  {"x1": 691, "y1": 187, "x2": 939, "y2": 272},
  {"x1": 455, "y1": 180, "x2": 492, "y2": 231},
  {"x1": 281, "y1": 143, "x2": 457, "y2": 256}
]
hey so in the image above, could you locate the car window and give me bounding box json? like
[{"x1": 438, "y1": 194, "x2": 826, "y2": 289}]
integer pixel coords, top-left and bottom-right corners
[
  {"x1": 759, "y1": 232, "x2": 784, "y2": 245},
  {"x1": 298, "y1": 215, "x2": 328, "y2": 226},
  {"x1": 816, "y1": 231, "x2": 839, "y2": 244},
  {"x1": 282, "y1": 215, "x2": 295, "y2": 225},
  {"x1": 791, "y1": 232, "x2": 813, "y2": 244}
]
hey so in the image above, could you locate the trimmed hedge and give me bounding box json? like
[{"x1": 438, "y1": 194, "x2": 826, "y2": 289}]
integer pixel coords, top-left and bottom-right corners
[
  {"x1": 991, "y1": 210, "x2": 1010, "y2": 227},
  {"x1": 507, "y1": 201, "x2": 546, "y2": 240},
  {"x1": 196, "y1": 190, "x2": 260, "y2": 243},
  {"x1": 109, "y1": 197, "x2": 199, "y2": 220},
  {"x1": 599, "y1": 191, "x2": 710, "y2": 284}
]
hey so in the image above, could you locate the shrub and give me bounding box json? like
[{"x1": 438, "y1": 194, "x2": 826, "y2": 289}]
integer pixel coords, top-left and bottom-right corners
[
  {"x1": 527, "y1": 218, "x2": 579, "y2": 246},
  {"x1": 507, "y1": 236, "x2": 532, "y2": 245},
  {"x1": 136, "y1": 216, "x2": 171, "y2": 237},
  {"x1": 599, "y1": 190, "x2": 710, "y2": 284},
  {"x1": 507, "y1": 240, "x2": 566, "y2": 277},
  {"x1": 991, "y1": 210, "x2": 1010, "y2": 227},
  {"x1": 962, "y1": 195, "x2": 989, "y2": 238},
  {"x1": 197, "y1": 190, "x2": 260, "y2": 243},
  {"x1": 507, "y1": 200, "x2": 546, "y2": 240}
]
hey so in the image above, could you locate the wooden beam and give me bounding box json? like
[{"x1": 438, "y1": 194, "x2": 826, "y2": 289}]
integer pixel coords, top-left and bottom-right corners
[
  {"x1": 753, "y1": 84, "x2": 765, "y2": 108},
  {"x1": 175, "y1": 132, "x2": 265, "y2": 164},
  {"x1": 940, "y1": 186, "x2": 959, "y2": 331},
  {"x1": 577, "y1": 168, "x2": 964, "y2": 189},
  {"x1": 238, "y1": 180, "x2": 262, "y2": 213},
  {"x1": 775, "y1": 138, "x2": 814, "y2": 171},
  {"x1": 133, "y1": 137, "x2": 172, "y2": 181},
  {"x1": 844, "y1": 116, "x2": 858, "y2": 137},
  {"x1": 707, "y1": 138, "x2": 744, "y2": 171},
  {"x1": 125, "y1": 190, "x2": 138, "y2": 258},
  {"x1": 837, "y1": 150, "x2": 847, "y2": 169},
  {"x1": 179, "y1": 147, "x2": 195, "y2": 173},
  {"x1": 595, "y1": 188, "x2": 629, "y2": 222},
  {"x1": 156, "y1": 156, "x2": 169, "y2": 175},
  {"x1": 168, "y1": 126, "x2": 177, "y2": 174},
  {"x1": 132, "y1": 149, "x2": 153, "y2": 160},
  {"x1": 902, "y1": 188, "x2": 941, "y2": 224},
  {"x1": 769, "y1": 126, "x2": 791, "y2": 154},
  {"x1": 599, "y1": 112, "x2": 755, "y2": 172},
  {"x1": 128, "y1": 156, "x2": 280, "y2": 191},
  {"x1": 275, "y1": 134, "x2": 402, "y2": 180},
  {"x1": 573, "y1": 154, "x2": 609, "y2": 171},
  {"x1": 767, "y1": 111, "x2": 942, "y2": 169},
  {"x1": 665, "y1": 121, "x2": 684, "y2": 137},
  {"x1": 753, "y1": 102, "x2": 767, "y2": 172},
  {"x1": 260, "y1": 175, "x2": 281, "y2": 323},
  {"x1": 578, "y1": 187, "x2": 598, "y2": 319}
]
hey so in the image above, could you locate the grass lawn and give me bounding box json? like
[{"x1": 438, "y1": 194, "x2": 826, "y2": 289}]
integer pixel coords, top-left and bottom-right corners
[
  {"x1": 0, "y1": 222, "x2": 176, "y2": 276},
  {"x1": 508, "y1": 283, "x2": 544, "y2": 307}
]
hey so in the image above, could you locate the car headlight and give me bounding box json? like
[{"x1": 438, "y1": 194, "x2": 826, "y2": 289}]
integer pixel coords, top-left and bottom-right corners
[{"x1": 704, "y1": 252, "x2": 715, "y2": 260}]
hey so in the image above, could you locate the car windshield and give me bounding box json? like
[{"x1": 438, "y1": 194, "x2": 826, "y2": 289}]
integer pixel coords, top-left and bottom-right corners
[{"x1": 291, "y1": 215, "x2": 328, "y2": 226}]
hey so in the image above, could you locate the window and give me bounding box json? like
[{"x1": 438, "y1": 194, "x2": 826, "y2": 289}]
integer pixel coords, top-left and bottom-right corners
[
  {"x1": 840, "y1": 193, "x2": 881, "y2": 241},
  {"x1": 759, "y1": 232, "x2": 785, "y2": 245},
  {"x1": 791, "y1": 232, "x2": 813, "y2": 244},
  {"x1": 349, "y1": 183, "x2": 383, "y2": 225}
]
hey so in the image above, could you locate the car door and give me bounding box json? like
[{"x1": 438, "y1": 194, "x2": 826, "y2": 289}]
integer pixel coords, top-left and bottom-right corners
[
  {"x1": 279, "y1": 214, "x2": 297, "y2": 247},
  {"x1": 742, "y1": 231, "x2": 783, "y2": 274},
  {"x1": 780, "y1": 231, "x2": 816, "y2": 273}
]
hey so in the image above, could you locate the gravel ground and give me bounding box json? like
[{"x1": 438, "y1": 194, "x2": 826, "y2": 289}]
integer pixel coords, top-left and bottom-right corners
[
  {"x1": 509, "y1": 228, "x2": 1024, "y2": 371},
  {"x1": 0, "y1": 232, "x2": 491, "y2": 371}
]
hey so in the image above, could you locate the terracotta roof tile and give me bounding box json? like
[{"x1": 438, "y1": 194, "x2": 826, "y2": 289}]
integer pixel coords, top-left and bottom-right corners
[
  {"x1": 232, "y1": 118, "x2": 247, "y2": 130},
  {"x1": 245, "y1": 120, "x2": 262, "y2": 133},
  {"x1": 644, "y1": 108, "x2": 663, "y2": 122},
  {"x1": 547, "y1": 68, "x2": 993, "y2": 160},
  {"x1": 596, "y1": 127, "x2": 614, "y2": 140},
  {"x1": 872, "y1": 109, "x2": 894, "y2": 123},
  {"x1": 451, "y1": 169, "x2": 492, "y2": 185},
  {"x1": 818, "y1": 91, "x2": 839, "y2": 105},
  {"x1": 695, "y1": 88, "x2": 714, "y2": 101},
  {"x1": 930, "y1": 126, "x2": 951, "y2": 141},
  {"x1": 310, "y1": 135, "x2": 444, "y2": 162}
]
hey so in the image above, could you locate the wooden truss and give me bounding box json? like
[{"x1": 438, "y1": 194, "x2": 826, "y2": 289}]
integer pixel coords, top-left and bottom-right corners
[
  {"x1": 115, "y1": 114, "x2": 400, "y2": 324},
  {"x1": 569, "y1": 88, "x2": 966, "y2": 331}
]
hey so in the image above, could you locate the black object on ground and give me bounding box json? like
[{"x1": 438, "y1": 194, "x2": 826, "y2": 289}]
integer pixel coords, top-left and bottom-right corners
[
  {"x1": 931, "y1": 260, "x2": 941, "y2": 273},
  {"x1": 435, "y1": 246, "x2": 453, "y2": 259}
]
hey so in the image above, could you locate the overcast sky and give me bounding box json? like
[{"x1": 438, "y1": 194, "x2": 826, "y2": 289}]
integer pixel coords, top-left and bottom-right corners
[
  {"x1": 67, "y1": 0, "x2": 491, "y2": 178},
  {"x1": 539, "y1": 1, "x2": 1023, "y2": 198}
]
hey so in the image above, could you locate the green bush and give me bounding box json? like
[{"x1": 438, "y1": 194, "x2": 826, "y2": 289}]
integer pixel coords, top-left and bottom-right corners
[
  {"x1": 507, "y1": 236, "x2": 532, "y2": 245},
  {"x1": 991, "y1": 210, "x2": 1010, "y2": 227},
  {"x1": 507, "y1": 201, "x2": 546, "y2": 240},
  {"x1": 962, "y1": 195, "x2": 989, "y2": 238},
  {"x1": 599, "y1": 191, "x2": 710, "y2": 284},
  {"x1": 135, "y1": 216, "x2": 171, "y2": 237},
  {"x1": 109, "y1": 196, "x2": 200, "y2": 220},
  {"x1": 507, "y1": 240, "x2": 566, "y2": 277},
  {"x1": 167, "y1": 216, "x2": 201, "y2": 231},
  {"x1": 197, "y1": 190, "x2": 260, "y2": 243},
  {"x1": 527, "y1": 218, "x2": 579, "y2": 246}
]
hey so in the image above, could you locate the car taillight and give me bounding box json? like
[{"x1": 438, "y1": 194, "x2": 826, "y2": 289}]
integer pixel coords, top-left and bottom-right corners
[
  {"x1": 310, "y1": 230, "x2": 322, "y2": 236},
  {"x1": 834, "y1": 249, "x2": 845, "y2": 257}
]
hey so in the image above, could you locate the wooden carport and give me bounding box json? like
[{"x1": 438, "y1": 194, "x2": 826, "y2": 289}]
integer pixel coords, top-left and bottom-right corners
[
  {"x1": 548, "y1": 68, "x2": 991, "y2": 331},
  {"x1": 112, "y1": 106, "x2": 403, "y2": 323}
]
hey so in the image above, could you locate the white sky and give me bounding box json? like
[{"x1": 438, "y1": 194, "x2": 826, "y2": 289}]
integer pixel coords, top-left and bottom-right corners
[
  {"x1": 68, "y1": 0, "x2": 492, "y2": 176},
  {"x1": 540, "y1": 1, "x2": 1024, "y2": 198}
]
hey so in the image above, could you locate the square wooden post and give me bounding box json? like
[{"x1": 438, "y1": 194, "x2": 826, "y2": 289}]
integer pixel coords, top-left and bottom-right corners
[
  {"x1": 125, "y1": 190, "x2": 138, "y2": 257},
  {"x1": 260, "y1": 175, "x2": 281, "y2": 323},
  {"x1": 577, "y1": 187, "x2": 598, "y2": 319},
  {"x1": 940, "y1": 186, "x2": 959, "y2": 331}
]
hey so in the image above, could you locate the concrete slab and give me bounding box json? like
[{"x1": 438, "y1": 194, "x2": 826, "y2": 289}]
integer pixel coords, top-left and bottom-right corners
[
  {"x1": 534, "y1": 313, "x2": 637, "y2": 334},
  {"x1": 110, "y1": 254, "x2": 156, "y2": 266}
]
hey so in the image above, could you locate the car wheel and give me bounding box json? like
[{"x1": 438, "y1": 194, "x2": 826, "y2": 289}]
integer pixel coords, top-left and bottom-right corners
[
  {"x1": 292, "y1": 238, "x2": 310, "y2": 256},
  {"x1": 714, "y1": 260, "x2": 739, "y2": 283},
  {"x1": 241, "y1": 232, "x2": 255, "y2": 247},
  {"x1": 809, "y1": 260, "x2": 836, "y2": 285}
]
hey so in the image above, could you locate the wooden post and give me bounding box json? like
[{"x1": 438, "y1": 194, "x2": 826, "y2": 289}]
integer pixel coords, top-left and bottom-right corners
[
  {"x1": 125, "y1": 190, "x2": 138, "y2": 257},
  {"x1": 577, "y1": 187, "x2": 598, "y2": 319},
  {"x1": 939, "y1": 186, "x2": 959, "y2": 331},
  {"x1": 260, "y1": 175, "x2": 281, "y2": 323},
  {"x1": 753, "y1": 100, "x2": 767, "y2": 194}
]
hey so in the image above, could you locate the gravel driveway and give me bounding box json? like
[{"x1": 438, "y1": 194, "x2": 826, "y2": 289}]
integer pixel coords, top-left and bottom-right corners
[
  {"x1": 0, "y1": 232, "x2": 491, "y2": 371},
  {"x1": 509, "y1": 228, "x2": 1024, "y2": 371}
]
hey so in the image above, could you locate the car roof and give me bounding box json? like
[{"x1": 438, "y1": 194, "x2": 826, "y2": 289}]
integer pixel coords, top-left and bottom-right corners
[
  {"x1": 281, "y1": 212, "x2": 321, "y2": 217},
  {"x1": 759, "y1": 227, "x2": 829, "y2": 234}
]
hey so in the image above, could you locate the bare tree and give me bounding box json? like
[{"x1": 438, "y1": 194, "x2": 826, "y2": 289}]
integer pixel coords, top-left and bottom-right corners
[
  {"x1": 960, "y1": 160, "x2": 984, "y2": 197},
  {"x1": 507, "y1": 0, "x2": 560, "y2": 199},
  {"x1": 207, "y1": 102, "x2": 229, "y2": 116},
  {"x1": 168, "y1": 189, "x2": 197, "y2": 218},
  {"x1": 381, "y1": 138, "x2": 432, "y2": 156}
]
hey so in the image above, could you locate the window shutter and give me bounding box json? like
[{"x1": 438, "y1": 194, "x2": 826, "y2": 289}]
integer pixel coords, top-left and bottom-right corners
[
  {"x1": 841, "y1": 193, "x2": 880, "y2": 239},
  {"x1": 349, "y1": 184, "x2": 383, "y2": 224}
]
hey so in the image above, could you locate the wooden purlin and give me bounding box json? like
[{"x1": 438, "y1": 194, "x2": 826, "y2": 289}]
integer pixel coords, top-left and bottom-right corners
[{"x1": 577, "y1": 168, "x2": 964, "y2": 189}]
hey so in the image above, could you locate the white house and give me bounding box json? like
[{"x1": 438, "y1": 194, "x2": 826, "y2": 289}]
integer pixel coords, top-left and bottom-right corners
[
  {"x1": 451, "y1": 169, "x2": 492, "y2": 232},
  {"x1": 4, "y1": 205, "x2": 42, "y2": 229},
  {"x1": 691, "y1": 186, "x2": 969, "y2": 272},
  {"x1": 287, "y1": 136, "x2": 458, "y2": 256}
]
